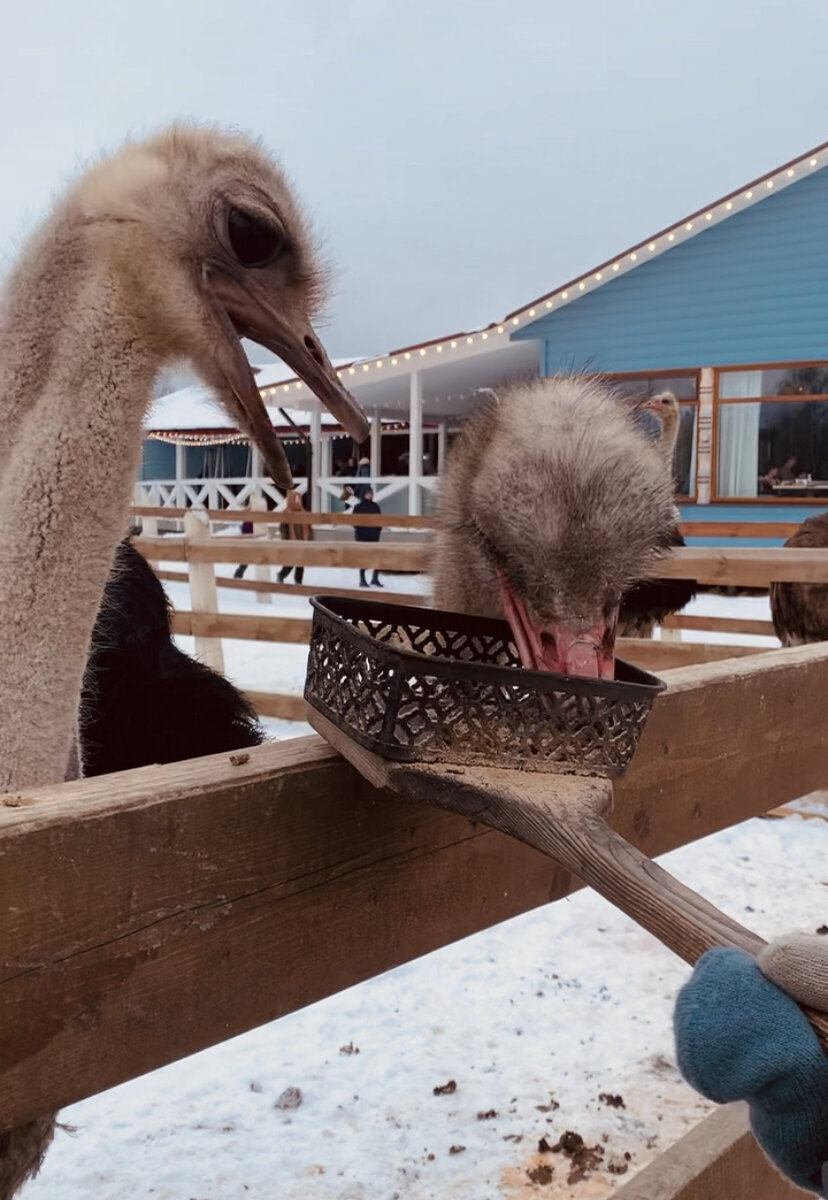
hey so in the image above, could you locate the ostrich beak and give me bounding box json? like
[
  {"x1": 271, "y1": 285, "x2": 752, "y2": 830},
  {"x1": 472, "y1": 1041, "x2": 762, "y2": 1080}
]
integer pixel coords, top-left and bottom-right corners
[
  {"x1": 204, "y1": 265, "x2": 369, "y2": 442},
  {"x1": 499, "y1": 575, "x2": 617, "y2": 680}
]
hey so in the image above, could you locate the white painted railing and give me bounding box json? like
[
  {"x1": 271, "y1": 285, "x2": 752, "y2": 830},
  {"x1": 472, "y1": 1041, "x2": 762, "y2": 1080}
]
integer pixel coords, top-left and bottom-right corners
[{"x1": 135, "y1": 473, "x2": 438, "y2": 515}]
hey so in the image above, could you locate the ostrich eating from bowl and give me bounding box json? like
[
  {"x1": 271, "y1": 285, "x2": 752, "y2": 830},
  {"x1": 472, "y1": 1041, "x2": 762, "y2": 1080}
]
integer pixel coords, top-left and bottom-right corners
[{"x1": 431, "y1": 376, "x2": 682, "y2": 679}]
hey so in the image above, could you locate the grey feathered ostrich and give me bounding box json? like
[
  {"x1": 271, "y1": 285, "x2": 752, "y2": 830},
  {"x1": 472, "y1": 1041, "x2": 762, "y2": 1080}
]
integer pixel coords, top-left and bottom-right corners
[
  {"x1": 770, "y1": 513, "x2": 828, "y2": 645},
  {"x1": 431, "y1": 377, "x2": 680, "y2": 678},
  {"x1": 0, "y1": 125, "x2": 367, "y2": 1197}
]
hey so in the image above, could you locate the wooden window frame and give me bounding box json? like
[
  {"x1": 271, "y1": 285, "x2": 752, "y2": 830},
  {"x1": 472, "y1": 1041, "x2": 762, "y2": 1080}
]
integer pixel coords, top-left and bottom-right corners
[{"x1": 712, "y1": 360, "x2": 828, "y2": 505}]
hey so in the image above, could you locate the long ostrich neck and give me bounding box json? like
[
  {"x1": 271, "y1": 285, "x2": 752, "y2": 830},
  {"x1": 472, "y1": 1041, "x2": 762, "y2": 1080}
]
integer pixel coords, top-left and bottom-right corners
[{"x1": 0, "y1": 263, "x2": 158, "y2": 791}]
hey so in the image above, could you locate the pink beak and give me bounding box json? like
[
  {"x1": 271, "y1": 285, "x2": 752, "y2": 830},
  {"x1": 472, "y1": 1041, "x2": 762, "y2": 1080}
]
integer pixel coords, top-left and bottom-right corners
[{"x1": 498, "y1": 574, "x2": 617, "y2": 680}]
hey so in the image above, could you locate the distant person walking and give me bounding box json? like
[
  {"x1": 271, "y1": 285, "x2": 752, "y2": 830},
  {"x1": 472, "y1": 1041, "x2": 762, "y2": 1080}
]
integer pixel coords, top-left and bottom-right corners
[
  {"x1": 353, "y1": 487, "x2": 383, "y2": 588},
  {"x1": 233, "y1": 500, "x2": 256, "y2": 579},
  {"x1": 277, "y1": 488, "x2": 312, "y2": 585}
]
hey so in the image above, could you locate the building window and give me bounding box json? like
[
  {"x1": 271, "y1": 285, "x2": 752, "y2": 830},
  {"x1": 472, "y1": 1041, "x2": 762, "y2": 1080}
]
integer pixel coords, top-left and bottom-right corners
[
  {"x1": 605, "y1": 372, "x2": 699, "y2": 498},
  {"x1": 139, "y1": 439, "x2": 176, "y2": 481},
  {"x1": 715, "y1": 364, "x2": 828, "y2": 499}
]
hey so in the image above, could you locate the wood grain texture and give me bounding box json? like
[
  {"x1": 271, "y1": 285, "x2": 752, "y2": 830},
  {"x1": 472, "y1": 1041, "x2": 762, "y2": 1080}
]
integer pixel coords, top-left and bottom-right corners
[
  {"x1": 613, "y1": 1104, "x2": 811, "y2": 1199},
  {"x1": 0, "y1": 645, "x2": 827, "y2": 1131}
]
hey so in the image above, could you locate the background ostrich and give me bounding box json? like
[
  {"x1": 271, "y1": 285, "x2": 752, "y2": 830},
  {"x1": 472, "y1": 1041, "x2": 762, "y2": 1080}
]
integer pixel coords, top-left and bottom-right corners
[
  {"x1": 636, "y1": 390, "x2": 680, "y2": 465},
  {"x1": 80, "y1": 540, "x2": 263, "y2": 776},
  {"x1": 769, "y1": 513, "x2": 828, "y2": 645},
  {"x1": 618, "y1": 390, "x2": 697, "y2": 638},
  {"x1": 431, "y1": 376, "x2": 682, "y2": 678},
  {"x1": 0, "y1": 125, "x2": 367, "y2": 1197}
]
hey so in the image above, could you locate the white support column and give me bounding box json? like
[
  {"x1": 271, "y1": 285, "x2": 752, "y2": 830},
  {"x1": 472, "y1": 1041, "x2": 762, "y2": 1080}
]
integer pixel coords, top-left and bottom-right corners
[
  {"x1": 319, "y1": 434, "x2": 333, "y2": 513},
  {"x1": 696, "y1": 367, "x2": 714, "y2": 506},
  {"x1": 183, "y1": 510, "x2": 225, "y2": 674},
  {"x1": 175, "y1": 443, "x2": 186, "y2": 508},
  {"x1": 370, "y1": 413, "x2": 382, "y2": 482},
  {"x1": 408, "y1": 372, "x2": 423, "y2": 516},
  {"x1": 250, "y1": 444, "x2": 262, "y2": 502},
  {"x1": 437, "y1": 419, "x2": 448, "y2": 474},
  {"x1": 309, "y1": 409, "x2": 322, "y2": 512}
]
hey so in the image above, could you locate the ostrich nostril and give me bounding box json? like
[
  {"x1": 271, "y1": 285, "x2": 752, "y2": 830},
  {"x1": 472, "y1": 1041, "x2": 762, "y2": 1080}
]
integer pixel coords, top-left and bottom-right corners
[{"x1": 304, "y1": 335, "x2": 324, "y2": 366}]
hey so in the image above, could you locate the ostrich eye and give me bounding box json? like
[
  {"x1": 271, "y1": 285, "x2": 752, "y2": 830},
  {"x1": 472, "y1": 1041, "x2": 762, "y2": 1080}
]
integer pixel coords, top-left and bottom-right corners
[{"x1": 227, "y1": 207, "x2": 284, "y2": 268}]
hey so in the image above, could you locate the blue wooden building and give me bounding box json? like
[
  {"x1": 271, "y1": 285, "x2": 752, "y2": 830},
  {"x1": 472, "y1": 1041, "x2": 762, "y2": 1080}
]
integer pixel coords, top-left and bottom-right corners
[{"x1": 510, "y1": 140, "x2": 828, "y2": 545}]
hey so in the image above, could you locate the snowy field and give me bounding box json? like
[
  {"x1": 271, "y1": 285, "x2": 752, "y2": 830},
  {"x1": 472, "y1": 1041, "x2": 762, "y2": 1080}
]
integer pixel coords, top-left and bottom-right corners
[{"x1": 19, "y1": 562, "x2": 828, "y2": 1200}]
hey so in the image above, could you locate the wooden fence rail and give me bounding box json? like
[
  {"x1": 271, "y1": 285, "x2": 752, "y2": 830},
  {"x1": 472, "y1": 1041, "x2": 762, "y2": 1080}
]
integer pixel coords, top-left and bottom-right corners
[
  {"x1": 134, "y1": 535, "x2": 828, "y2": 586},
  {"x1": 130, "y1": 506, "x2": 806, "y2": 541},
  {"x1": 1, "y1": 644, "x2": 827, "y2": 1135}
]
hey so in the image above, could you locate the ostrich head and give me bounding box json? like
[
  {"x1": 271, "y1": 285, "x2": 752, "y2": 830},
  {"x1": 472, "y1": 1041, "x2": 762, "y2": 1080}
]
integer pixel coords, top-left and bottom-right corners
[
  {"x1": 637, "y1": 390, "x2": 680, "y2": 457},
  {"x1": 434, "y1": 377, "x2": 678, "y2": 678},
  {"x1": 49, "y1": 124, "x2": 367, "y2": 486}
]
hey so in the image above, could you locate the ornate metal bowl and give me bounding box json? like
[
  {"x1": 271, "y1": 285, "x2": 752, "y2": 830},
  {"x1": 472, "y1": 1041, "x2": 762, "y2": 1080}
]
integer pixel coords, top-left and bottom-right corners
[{"x1": 304, "y1": 596, "x2": 665, "y2": 777}]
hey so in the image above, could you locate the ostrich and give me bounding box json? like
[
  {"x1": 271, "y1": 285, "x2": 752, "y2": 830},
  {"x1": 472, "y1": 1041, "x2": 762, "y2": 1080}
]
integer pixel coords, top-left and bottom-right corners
[
  {"x1": 0, "y1": 124, "x2": 367, "y2": 1196},
  {"x1": 617, "y1": 390, "x2": 697, "y2": 637},
  {"x1": 80, "y1": 539, "x2": 263, "y2": 776},
  {"x1": 635, "y1": 390, "x2": 681, "y2": 464},
  {"x1": 769, "y1": 513, "x2": 828, "y2": 645},
  {"x1": 431, "y1": 376, "x2": 682, "y2": 678}
]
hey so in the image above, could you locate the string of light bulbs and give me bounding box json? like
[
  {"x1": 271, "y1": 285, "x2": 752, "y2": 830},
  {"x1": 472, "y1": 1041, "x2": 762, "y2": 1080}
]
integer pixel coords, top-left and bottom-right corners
[{"x1": 257, "y1": 148, "x2": 823, "y2": 400}]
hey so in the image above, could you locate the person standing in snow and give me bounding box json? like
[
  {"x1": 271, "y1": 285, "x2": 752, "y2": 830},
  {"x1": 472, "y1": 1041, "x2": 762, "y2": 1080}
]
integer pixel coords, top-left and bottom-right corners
[
  {"x1": 353, "y1": 487, "x2": 383, "y2": 588},
  {"x1": 277, "y1": 488, "x2": 312, "y2": 585}
]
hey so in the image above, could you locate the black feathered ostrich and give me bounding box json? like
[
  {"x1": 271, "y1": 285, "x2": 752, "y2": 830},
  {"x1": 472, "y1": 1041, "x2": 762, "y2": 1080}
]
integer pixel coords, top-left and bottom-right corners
[
  {"x1": 770, "y1": 513, "x2": 828, "y2": 645},
  {"x1": 79, "y1": 540, "x2": 263, "y2": 776},
  {"x1": 431, "y1": 377, "x2": 685, "y2": 678}
]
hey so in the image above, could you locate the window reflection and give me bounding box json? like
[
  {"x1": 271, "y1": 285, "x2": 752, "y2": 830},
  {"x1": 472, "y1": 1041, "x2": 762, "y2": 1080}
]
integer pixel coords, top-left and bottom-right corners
[
  {"x1": 719, "y1": 364, "x2": 828, "y2": 398},
  {"x1": 717, "y1": 398, "x2": 828, "y2": 497}
]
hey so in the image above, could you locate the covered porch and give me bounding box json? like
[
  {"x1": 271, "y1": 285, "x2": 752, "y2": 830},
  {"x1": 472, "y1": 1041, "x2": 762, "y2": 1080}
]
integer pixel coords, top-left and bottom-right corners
[{"x1": 138, "y1": 334, "x2": 540, "y2": 515}]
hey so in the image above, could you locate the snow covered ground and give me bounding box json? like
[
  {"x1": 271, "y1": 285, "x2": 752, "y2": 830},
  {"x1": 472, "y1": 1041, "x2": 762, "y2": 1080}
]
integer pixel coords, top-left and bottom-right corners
[{"x1": 19, "y1": 564, "x2": 828, "y2": 1200}]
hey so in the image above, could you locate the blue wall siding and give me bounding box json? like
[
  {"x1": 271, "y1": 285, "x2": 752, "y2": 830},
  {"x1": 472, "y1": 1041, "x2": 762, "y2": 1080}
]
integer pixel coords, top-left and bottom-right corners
[{"x1": 513, "y1": 166, "x2": 828, "y2": 372}]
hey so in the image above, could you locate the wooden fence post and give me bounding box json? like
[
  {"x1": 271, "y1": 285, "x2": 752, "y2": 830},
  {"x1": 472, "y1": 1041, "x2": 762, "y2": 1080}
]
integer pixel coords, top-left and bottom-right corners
[{"x1": 183, "y1": 510, "x2": 225, "y2": 674}]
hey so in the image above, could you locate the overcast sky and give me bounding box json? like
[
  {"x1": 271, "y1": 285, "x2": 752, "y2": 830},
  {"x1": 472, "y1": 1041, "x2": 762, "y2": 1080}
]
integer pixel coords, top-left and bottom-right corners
[{"x1": 3, "y1": 0, "x2": 828, "y2": 362}]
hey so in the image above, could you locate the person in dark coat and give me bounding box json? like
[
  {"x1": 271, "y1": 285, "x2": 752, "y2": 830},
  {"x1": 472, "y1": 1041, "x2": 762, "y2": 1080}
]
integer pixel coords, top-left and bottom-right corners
[{"x1": 353, "y1": 486, "x2": 383, "y2": 587}]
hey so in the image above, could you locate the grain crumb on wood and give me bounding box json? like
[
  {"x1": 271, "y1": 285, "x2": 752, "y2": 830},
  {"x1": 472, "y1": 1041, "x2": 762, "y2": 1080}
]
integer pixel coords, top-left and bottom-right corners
[{"x1": 229, "y1": 752, "x2": 250, "y2": 766}]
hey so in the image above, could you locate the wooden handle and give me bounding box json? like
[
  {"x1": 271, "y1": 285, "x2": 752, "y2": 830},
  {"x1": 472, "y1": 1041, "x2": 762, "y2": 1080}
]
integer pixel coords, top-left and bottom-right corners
[
  {"x1": 305, "y1": 716, "x2": 828, "y2": 1051},
  {"x1": 387, "y1": 759, "x2": 828, "y2": 1051}
]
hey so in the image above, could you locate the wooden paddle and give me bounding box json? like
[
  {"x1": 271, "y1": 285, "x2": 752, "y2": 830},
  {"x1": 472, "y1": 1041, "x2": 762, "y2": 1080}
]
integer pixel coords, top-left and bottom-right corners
[{"x1": 309, "y1": 707, "x2": 828, "y2": 1049}]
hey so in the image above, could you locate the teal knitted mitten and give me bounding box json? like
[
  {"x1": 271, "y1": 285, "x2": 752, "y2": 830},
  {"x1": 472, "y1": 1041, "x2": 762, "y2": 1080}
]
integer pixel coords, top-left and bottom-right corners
[{"x1": 674, "y1": 947, "x2": 828, "y2": 1194}]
